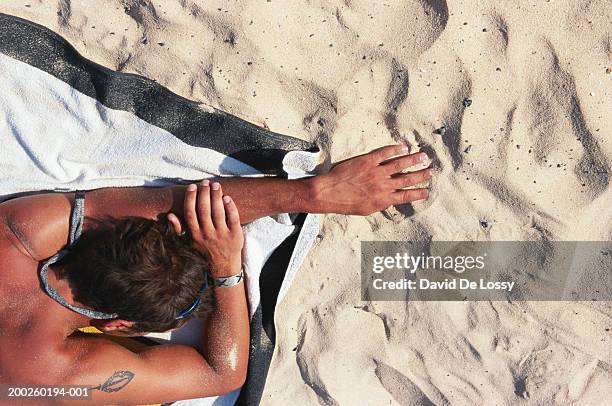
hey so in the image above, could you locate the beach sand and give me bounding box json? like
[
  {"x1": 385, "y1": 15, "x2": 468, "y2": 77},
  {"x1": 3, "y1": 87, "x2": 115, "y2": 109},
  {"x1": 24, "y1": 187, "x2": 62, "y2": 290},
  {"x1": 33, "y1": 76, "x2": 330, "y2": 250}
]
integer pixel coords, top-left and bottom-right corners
[{"x1": 1, "y1": 1, "x2": 610, "y2": 404}]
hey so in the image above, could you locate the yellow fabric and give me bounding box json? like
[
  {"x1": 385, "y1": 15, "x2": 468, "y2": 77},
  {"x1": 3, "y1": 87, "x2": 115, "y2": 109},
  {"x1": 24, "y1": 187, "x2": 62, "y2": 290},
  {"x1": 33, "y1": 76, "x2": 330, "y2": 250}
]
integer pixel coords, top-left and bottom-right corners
[
  {"x1": 76, "y1": 327, "x2": 152, "y2": 353},
  {"x1": 78, "y1": 326, "x2": 102, "y2": 334}
]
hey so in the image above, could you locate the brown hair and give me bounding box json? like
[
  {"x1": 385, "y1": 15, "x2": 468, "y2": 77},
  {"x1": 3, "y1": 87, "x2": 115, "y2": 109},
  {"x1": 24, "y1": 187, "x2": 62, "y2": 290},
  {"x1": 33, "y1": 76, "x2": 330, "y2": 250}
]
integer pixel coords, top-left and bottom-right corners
[{"x1": 57, "y1": 216, "x2": 213, "y2": 333}]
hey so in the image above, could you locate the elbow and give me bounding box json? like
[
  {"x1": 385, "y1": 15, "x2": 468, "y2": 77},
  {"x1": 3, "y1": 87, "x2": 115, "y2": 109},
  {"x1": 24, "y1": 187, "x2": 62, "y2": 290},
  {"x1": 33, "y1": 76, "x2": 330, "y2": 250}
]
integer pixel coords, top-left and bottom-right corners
[
  {"x1": 205, "y1": 343, "x2": 249, "y2": 395},
  {"x1": 226, "y1": 367, "x2": 248, "y2": 393},
  {"x1": 216, "y1": 366, "x2": 247, "y2": 394},
  {"x1": 234, "y1": 363, "x2": 248, "y2": 389}
]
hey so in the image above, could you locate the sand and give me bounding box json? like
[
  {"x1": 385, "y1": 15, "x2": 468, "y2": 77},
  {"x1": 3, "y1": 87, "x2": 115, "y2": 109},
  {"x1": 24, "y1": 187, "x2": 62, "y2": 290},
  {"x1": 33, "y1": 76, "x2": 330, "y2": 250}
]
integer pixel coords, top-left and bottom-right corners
[{"x1": 1, "y1": 0, "x2": 610, "y2": 404}]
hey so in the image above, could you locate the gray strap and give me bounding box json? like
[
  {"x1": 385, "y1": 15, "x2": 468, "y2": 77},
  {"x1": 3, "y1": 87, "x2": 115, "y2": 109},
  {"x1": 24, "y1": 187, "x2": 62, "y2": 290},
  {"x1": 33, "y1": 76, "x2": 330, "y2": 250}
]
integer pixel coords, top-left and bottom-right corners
[
  {"x1": 68, "y1": 190, "x2": 85, "y2": 244},
  {"x1": 39, "y1": 191, "x2": 118, "y2": 320}
]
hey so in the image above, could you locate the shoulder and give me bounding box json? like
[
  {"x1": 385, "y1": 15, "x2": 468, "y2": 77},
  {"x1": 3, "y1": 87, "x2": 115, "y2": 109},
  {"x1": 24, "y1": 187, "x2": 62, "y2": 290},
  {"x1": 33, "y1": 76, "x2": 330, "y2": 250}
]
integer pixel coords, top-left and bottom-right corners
[
  {"x1": 0, "y1": 218, "x2": 39, "y2": 304},
  {"x1": 0, "y1": 192, "x2": 74, "y2": 261},
  {"x1": 0, "y1": 339, "x2": 74, "y2": 385},
  {"x1": 0, "y1": 222, "x2": 39, "y2": 306},
  {"x1": 0, "y1": 219, "x2": 36, "y2": 259},
  {"x1": 1, "y1": 333, "x2": 126, "y2": 386}
]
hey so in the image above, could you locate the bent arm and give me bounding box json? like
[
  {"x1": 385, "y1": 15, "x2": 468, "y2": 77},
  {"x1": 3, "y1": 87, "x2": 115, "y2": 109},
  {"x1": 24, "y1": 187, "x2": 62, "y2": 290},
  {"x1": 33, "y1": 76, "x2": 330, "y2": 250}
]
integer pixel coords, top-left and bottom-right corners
[{"x1": 58, "y1": 326, "x2": 247, "y2": 405}]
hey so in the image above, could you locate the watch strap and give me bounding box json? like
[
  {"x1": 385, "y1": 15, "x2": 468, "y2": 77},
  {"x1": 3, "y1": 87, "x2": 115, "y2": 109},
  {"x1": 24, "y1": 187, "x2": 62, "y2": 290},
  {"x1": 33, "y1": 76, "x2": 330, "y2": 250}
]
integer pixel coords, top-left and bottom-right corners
[{"x1": 207, "y1": 269, "x2": 244, "y2": 288}]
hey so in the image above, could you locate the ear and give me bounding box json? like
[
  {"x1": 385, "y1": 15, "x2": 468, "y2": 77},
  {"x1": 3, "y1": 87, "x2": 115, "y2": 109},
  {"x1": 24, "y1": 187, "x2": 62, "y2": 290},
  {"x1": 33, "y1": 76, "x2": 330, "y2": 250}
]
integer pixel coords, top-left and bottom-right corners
[
  {"x1": 91, "y1": 318, "x2": 135, "y2": 333},
  {"x1": 167, "y1": 212, "x2": 184, "y2": 235}
]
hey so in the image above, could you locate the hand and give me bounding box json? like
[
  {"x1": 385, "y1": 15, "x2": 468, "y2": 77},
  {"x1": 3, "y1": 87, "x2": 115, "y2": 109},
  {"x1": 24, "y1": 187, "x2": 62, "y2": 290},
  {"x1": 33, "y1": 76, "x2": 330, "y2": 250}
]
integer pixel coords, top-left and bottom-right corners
[
  {"x1": 168, "y1": 180, "x2": 244, "y2": 277},
  {"x1": 310, "y1": 144, "x2": 431, "y2": 215}
]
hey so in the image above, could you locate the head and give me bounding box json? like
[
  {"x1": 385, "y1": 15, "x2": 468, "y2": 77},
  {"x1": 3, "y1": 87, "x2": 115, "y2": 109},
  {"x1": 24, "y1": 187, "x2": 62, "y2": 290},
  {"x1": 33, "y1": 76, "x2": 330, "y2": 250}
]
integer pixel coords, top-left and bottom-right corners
[{"x1": 56, "y1": 216, "x2": 213, "y2": 335}]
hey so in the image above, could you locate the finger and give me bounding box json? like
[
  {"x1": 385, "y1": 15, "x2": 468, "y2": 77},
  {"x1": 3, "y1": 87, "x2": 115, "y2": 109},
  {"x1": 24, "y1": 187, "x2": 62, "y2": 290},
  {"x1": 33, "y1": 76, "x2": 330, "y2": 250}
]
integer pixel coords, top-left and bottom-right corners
[
  {"x1": 167, "y1": 213, "x2": 184, "y2": 235},
  {"x1": 210, "y1": 182, "x2": 226, "y2": 229},
  {"x1": 371, "y1": 144, "x2": 410, "y2": 163},
  {"x1": 380, "y1": 152, "x2": 428, "y2": 175},
  {"x1": 184, "y1": 184, "x2": 199, "y2": 234},
  {"x1": 390, "y1": 168, "x2": 432, "y2": 189},
  {"x1": 392, "y1": 188, "x2": 430, "y2": 204},
  {"x1": 197, "y1": 180, "x2": 214, "y2": 231},
  {"x1": 223, "y1": 195, "x2": 241, "y2": 229}
]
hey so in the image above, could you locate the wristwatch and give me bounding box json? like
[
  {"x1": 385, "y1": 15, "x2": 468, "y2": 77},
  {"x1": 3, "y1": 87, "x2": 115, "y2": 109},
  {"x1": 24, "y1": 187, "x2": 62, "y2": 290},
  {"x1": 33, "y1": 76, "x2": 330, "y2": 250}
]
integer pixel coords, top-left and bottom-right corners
[{"x1": 207, "y1": 268, "x2": 244, "y2": 288}]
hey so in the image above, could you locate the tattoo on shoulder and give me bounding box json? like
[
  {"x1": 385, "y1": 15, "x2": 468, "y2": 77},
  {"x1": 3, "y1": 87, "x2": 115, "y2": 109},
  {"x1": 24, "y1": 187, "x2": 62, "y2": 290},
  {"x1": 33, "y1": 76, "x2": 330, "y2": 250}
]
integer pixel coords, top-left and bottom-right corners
[{"x1": 91, "y1": 370, "x2": 135, "y2": 393}]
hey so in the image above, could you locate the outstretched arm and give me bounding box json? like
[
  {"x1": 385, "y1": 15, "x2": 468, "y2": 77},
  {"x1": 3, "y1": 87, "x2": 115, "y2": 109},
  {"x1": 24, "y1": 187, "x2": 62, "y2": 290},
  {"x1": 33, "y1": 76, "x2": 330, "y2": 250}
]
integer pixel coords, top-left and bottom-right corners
[
  {"x1": 0, "y1": 145, "x2": 430, "y2": 261},
  {"x1": 86, "y1": 144, "x2": 430, "y2": 222}
]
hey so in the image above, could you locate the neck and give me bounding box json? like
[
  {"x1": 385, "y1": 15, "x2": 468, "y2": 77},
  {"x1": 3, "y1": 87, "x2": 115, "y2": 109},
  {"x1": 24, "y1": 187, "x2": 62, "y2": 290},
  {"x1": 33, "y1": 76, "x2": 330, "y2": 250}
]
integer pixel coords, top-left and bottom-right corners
[{"x1": 45, "y1": 265, "x2": 93, "y2": 335}]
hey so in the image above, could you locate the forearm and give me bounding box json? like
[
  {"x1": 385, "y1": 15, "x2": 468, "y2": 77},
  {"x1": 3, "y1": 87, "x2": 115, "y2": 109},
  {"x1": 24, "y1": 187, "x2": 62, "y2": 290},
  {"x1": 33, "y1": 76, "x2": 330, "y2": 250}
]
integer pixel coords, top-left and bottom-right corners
[
  {"x1": 89, "y1": 177, "x2": 319, "y2": 225},
  {"x1": 202, "y1": 280, "x2": 249, "y2": 380},
  {"x1": 214, "y1": 176, "x2": 318, "y2": 223}
]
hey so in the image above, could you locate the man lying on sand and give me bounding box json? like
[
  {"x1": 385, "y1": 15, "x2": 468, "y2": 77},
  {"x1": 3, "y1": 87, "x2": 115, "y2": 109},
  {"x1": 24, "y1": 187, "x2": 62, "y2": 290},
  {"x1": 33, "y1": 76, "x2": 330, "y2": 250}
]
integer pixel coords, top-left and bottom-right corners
[{"x1": 0, "y1": 144, "x2": 430, "y2": 405}]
